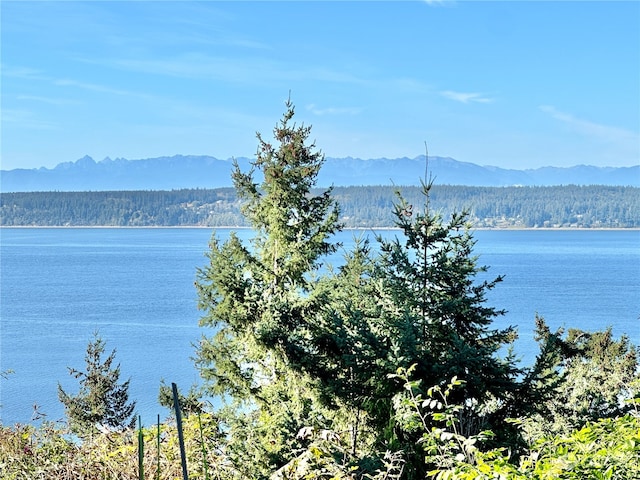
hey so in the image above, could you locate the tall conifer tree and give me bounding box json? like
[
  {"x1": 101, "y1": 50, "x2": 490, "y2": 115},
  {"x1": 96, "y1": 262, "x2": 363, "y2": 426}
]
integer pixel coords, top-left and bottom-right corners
[{"x1": 195, "y1": 99, "x2": 342, "y2": 476}]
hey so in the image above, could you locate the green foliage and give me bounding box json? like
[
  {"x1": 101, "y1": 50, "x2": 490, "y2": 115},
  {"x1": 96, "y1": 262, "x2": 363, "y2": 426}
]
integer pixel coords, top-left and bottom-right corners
[
  {"x1": 158, "y1": 381, "x2": 205, "y2": 417},
  {"x1": 192, "y1": 103, "x2": 534, "y2": 477},
  {"x1": 300, "y1": 180, "x2": 549, "y2": 478},
  {"x1": 279, "y1": 180, "x2": 554, "y2": 477},
  {"x1": 195, "y1": 99, "x2": 343, "y2": 477},
  {"x1": 290, "y1": 237, "x2": 402, "y2": 424},
  {"x1": 270, "y1": 425, "x2": 407, "y2": 480},
  {"x1": 562, "y1": 328, "x2": 639, "y2": 420},
  {"x1": 523, "y1": 326, "x2": 640, "y2": 439},
  {"x1": 0, "y1": 422, "x2": 73, "y2": 479},
  {"x1": 389, "y1": 367, "x2": 490, "y2": 471},
  {"x1": 373, "y1": 184, "x2": 520, "y2": 417},
  {"x1": 430, "y1": 415, "x2": 640, "y2": 480},
  {"x1": 57, "y1": 333, "x2": 136, "y2": 438},
  {"x1": 386, "y1": 367, "x2": 640, "y2": 480},
  {"x1": 2, "y1": 393, "x2": 637, "y2": 479},
  {"x1": 526, "y1": 415, "x2": 640, "y2": 480}
]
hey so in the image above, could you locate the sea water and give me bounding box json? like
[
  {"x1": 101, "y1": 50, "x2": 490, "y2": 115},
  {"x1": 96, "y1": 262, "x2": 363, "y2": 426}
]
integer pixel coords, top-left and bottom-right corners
[{"x1": 1, "y1": 228, "x2": 638, "y2": 426}]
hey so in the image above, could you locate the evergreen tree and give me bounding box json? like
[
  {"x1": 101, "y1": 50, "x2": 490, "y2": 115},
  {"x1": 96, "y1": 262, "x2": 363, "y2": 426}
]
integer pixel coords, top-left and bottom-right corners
[
  {"x1": 368, "y1": 184, "x2": 578, "y2": 467},
  {"x1": 282, "y1": 180, "x2": 521, "y2": 478},
  {"x1": 283, "y1": 180, "x2": 572, "y2": 477},
  {"x1": 58, "y1": 333, "x2": 136, "y2": 437},
  {"x1": 528, "y1": 326, "x2": 639, "y2": 437},
  {"x1": 375, "y1": 182, "x2": 520, "y2": 423},
  {"x1": 195, "y1": 99, "x2": 342, "y2": 477}
]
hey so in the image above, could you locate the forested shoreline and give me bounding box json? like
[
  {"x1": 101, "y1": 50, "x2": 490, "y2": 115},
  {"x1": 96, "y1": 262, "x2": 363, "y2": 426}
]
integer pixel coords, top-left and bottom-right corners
[{"x1": 2, "y1": 184, "x2": 638, "y2": 228}]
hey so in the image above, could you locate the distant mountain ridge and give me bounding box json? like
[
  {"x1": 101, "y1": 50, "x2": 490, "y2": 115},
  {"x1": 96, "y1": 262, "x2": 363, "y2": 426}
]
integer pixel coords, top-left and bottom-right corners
[{"x1": 1, "y1": 155, "x2": 638, "y2": 192}]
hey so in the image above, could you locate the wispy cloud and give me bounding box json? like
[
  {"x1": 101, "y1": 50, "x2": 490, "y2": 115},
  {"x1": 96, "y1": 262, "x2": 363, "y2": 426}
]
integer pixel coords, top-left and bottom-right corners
[
  {"x1": 78, "y1": 53, "x2": 367, "y2": 87},
  {"x1": 422, "y1": 0, "x2": 456, "y2": 7},
  {"x1": 440, "y1": 90, "x2": 493, "y2": 104},
  {"x1": 4, "y1": 64, "x2": 145, "y2": 100},
  {"x1": 54, "y1": 79, "x2": 153, "y2": 99},
  {"x1": 390, "y1": 77, "x2": 433, "y2": 94},
  {"x1": 105, "y1": 54, "x2": 261, "y2": 82},
  {"x1": 1, "y1": 64, "x2": 49, "y2": 81},
  {"x1": 306, "y1": 104, "x2": 361, "y2": 116},
  {"x1": 2, "y1": 109, "x2": 58, "y2": 130},
  {"x1": 17, "y1": 95, "x2": 79, "y2": 106},
  {"x1": 539, "y1": 105, "x2": 639, "y2": 144}
]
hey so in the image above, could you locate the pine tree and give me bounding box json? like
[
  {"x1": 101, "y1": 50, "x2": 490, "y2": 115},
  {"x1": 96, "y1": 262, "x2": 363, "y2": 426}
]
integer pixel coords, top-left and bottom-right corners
[{"x1": 58, "y1": 333, "x2": 136, "y2": 437}]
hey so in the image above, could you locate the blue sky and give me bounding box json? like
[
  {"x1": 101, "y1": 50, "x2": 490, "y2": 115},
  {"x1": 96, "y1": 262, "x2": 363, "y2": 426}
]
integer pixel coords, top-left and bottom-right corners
[{"x1": 2, "y1": 1, "x2": 639, "y2": 171}]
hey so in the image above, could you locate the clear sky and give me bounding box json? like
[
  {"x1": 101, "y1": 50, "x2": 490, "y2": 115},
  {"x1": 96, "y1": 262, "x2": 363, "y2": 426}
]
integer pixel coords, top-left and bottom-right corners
[{"x1": 2, "y1": 1, "x2": 639, "y2": 171}]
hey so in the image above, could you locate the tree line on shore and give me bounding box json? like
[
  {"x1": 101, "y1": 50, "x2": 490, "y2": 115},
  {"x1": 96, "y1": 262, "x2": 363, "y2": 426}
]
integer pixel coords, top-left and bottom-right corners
[{"x1": 1, "y1": 183, "x2": 638, "y2": 228}]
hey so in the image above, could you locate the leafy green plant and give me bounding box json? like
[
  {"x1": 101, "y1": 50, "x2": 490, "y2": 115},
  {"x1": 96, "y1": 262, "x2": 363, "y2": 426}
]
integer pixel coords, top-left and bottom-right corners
[
  {"x1": 389, "y1": 366, "x2": 493, "y2": 472},
  {"x1": 388, "y1": 364, "x2": 640, "y2": 480}
]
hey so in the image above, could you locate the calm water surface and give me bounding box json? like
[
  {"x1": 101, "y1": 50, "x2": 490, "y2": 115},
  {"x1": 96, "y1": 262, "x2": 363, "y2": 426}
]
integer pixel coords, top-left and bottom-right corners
[{"x1": 1, "y1": 228, "x2": 638, "y2": 426}]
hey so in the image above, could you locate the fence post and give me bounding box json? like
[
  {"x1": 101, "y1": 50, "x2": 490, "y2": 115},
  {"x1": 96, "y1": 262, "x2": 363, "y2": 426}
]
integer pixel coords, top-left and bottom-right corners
[
  {"x1": 172, "y1": 382, "x2": 189, "y2": 480},
  {"x1": 138, "y1": 415, "x2": 144, "y2": 480}
]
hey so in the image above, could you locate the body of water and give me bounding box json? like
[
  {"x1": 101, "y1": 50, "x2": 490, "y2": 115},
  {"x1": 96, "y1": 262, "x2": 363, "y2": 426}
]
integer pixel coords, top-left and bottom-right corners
[{"x1": 1, "y1": 227, "x2": 639, "y2": 426}]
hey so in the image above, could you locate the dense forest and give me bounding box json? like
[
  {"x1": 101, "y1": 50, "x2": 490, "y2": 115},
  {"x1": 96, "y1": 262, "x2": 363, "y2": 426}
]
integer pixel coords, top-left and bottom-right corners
[{"x1": 1, "y1": 184, "x2": 638, "y2": 228}]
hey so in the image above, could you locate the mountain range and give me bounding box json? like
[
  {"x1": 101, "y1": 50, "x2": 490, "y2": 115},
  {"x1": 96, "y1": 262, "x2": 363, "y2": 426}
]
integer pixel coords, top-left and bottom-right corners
[{"x1": 1, "y1": 155, "x2": 638, "y2": 192}]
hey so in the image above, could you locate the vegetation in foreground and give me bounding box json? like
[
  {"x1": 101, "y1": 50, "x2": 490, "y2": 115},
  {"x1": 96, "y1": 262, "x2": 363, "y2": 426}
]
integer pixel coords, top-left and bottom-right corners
[
  {"x1": 1, "y1": 386, "x2": 638, "y2": 479},
  {"x1": 1, "y1": 101, "x2": 639, "y2": 479}
]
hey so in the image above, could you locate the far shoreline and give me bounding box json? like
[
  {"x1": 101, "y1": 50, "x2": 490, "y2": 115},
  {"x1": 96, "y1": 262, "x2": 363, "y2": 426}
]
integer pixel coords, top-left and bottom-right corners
[{"x1": 2, "y1": 225, "x2": 639, "y2": 231}]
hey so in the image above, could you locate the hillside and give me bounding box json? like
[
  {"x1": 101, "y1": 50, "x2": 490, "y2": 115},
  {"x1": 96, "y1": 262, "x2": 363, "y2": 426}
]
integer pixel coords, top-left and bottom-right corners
[{"x1": 2, "y1": 155, "x2": 638, "y2": 192}]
